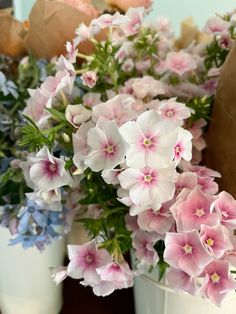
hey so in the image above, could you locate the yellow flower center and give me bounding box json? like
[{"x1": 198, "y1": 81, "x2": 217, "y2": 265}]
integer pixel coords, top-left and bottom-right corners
[
  {"x1": 184, "y1": 244, "x2": 192, "y2": 254},
  {"x1": 211, "y1": 272, "x2": 220, "y2": 283},
  {"x1": 195, "y1": 208, "x2": 205, "y2": 217},
  {"x1": 206, "y1": 238, "x2": 214, "y2": 246}
]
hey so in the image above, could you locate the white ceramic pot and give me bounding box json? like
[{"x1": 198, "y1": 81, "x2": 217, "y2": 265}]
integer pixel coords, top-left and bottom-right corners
[
  {"x1": 134, "y1": 269, "x2": 236, "y2": 314},
  {"x1": 0, "y1": 227, "x2": 65, "y2": 314}
]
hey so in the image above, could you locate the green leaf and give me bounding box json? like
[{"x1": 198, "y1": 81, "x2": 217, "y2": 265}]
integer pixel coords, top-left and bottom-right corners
[{"x1": 46, "y1": 108, "x2": 67, "y2": 122}]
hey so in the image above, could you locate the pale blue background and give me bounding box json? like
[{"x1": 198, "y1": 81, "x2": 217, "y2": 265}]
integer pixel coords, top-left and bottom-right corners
[
  {"x1": 14, "y1": 0, "x2": 236, "y2": 32},
  {"x1": 149, "y1": 0, "x2": 236, "y2": 34}
]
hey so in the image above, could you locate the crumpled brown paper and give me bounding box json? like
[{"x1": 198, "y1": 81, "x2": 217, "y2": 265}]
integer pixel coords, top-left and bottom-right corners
[
  {"x1": 205, "y1": 43, "x2": 236, "y2": 198},
  {"x1": 25, "y1": 0, "x2": 98, "y2": 59},
  {"x1": 0, "y1": 9, "x2": 27, "y2": 57},
  {"x1": 175, "y1": 17, "x2": 211, "y2": 50}
]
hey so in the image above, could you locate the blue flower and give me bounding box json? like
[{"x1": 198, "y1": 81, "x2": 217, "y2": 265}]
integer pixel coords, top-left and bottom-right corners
[{"x1": 17, "y1": 199, "x2": 48, "y2": 234}]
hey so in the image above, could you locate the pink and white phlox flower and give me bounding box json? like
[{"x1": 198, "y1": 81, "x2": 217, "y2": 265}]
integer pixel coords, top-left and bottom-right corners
[
  {"x1": 51, "y1": 266, "x2": 68, "y2": 285},
  {"x1": 81, "y1": 71, "x2": 98, "y2": 88},
  {"x1": 65, "y1": 104, "x2": 92, "y2": 128},
  {"x1": 118, "y1": 165, "x2": 177, "y2": 207},
  {"x1": 66, "y1": 41, "x2": 78, "y2": 63},
  {"x1": 72, "y1": 121, "x2": 94, "y2": 174},
  {"x1": 121, "y1": 59, "x2": 134, "y2": 72},
  {"x1": 91, "y1": 12, "x2": 128, "y2": 29},
  {"x1": 137, "y1": 205, "x2": 173, "y2": 234},
  {"x1": 174, "y1": 187, "x2": 219, "y2": 232},
  {"x1": 157, "y1": 98, "x2": 191, "y2": 126},
  {"x1": 200, "y1": 260, "x2": 236, "y2": 306},
  {"x1": 175, "y1": 172, "x2": 198, "y2": 196},
  {"x1": 101, "y1": 168, "x2": 122, "y2": 185},
  {"x1": 197, "y1": 176, "x2": 219, "y2": 195},
  {"x1": 173, "y1": 128, "x2": 193, "y2": 164},
  {"x1": 120, "y1": 110, "x2": 178, "y2": 168},
  {"x1": 156, "y1": 16, "x2": 172, "y2": 36},
  {"x1": 28, "y1": 146, "x2": 71, "y2": 191},
  {"x1": 204, "y1": 16, "x2": 230, "y2": 35},
  {"x1": 115, "y1": 42, "x2": 135, "y2": 63},
  {"x1": 67, "y1": 240, "x2": 112, "y2": 284},
  {"x1": 200, "y1": 224, "x2": 233, "y2": 258},
  {"x1": 92, "y1": 94, "x2": 138, "y2": 126},
  {"x1": 164, "y1": 230, "x2": 213, "y2": 276},
  {"x1": 24, "y1": 88, "x2": 51, "y2": 127},
  {"x1": 165, "y1": 52, "x2": 197, "y2": 76},
  {"x1": 75, "y1": 23, "x2": 93, "y2": 42},
  {"x1": 121, "y1": 7, "x2": 145, "y2": 36},
  {"x1": 211, "y1": 191, "x2": 236, "y2": 229},
  {"x1": 84, "y1": 120, "x2": 128, "y2": 172},
  {"x1": 132, "y1": 230, "x2": 160, "y2": 266},
  {"x1": 166, "y1": 267, "x2": 197, "y2": 295},
  {"x1": 83, "y1": 92, "x2": 101, "y2": 108},
  {"x1": 96, "y1": 262, "x2": 134, "y2": 293},
  {"x1": 131, "y1": 76, "x2": 165, "y2": 99}
]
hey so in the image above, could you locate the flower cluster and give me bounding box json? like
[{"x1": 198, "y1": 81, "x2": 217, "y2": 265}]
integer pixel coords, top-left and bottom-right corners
[{"x1": 2, "y1": 6, "x2": 236, "y2": 306}]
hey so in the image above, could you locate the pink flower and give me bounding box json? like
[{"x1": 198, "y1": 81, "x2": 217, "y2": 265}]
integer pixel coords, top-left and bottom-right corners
[
  {"x1": 175, "y1": 187, "x2": 219, "y2": 232},
  {"x1": 72, "y1": 121, "x2": 94, "y2": 173},
  {"x1": 175, "y1": 172, "x2": 198, "y2": 195},
  {"x1": 211, "y1": 191, "x2": 236, "y2": 229},
  {"x1": 165, "y1": 52, "x2": 197, "y2": 76},
  {"x1": 84, "y1": 120, "x2": 128, "y2": 171},
  {"x1": 156, "y1": 16, "x2": 172, "y2": 35},
  {"x1": 164, "y1": 230, "x2": 212, "y2": 276},
  {"x1": 132, "y1": 230, "x2": 160, "y2": 266},
  {"x1": 131, "y1": 76, "x2": 165, "y2": 99},
  {"x1": 91, "y1": 12, "x2": 128, "y2": 29},
  {"x1": 118, "y1": 165, "x2": 176, "y2": 207},
  {"x1": 51, "y1": 266, "x2": 68, "y2": 285},
  {"x1": 83, "y1": 92, "x2": 101, "y2": 108},
  {"x1": 66, "y1": 41, "x2": 78, "y2": 63},
  {"x1": 24, "y1": 88, "x2": 50, "y2": 127},
  {"x1": 119, "y1": 110, "x2": 178, "y2": 168},
  {"x1": 67, "y1": 240, "x2": 112, "y2": 284},
  {"x1": 217, "y1": 33, "x2": 232, "y2": 50},
  {"x1": 75, "y1": 23, "x2": 93, "y2": 42},
  {"x1": 92, "y1": 95, "x2": 138, "y2": 126},
  {"x1": 65, "y1": 104, "x2": 92, "y2": 128},
  {"x1": 197, "y1": 176, "x2": 218, "y2": 194},
  {"x1": 173, "y1": 128, "x2": 193, "y2": 164},
  {"x1": 121, "y1": 59, "x2": 134, "y2": 72},
  {"x1": 166, "y1": 268, "x2": 197, "y2": 295},
  {"x1": 157, "y1": 98, "x2": 191, "y2": 125},
  {"x1": 121, "y1": 7, "x2": 145, "y2": 36},
  {"x1": 204, "y1": 16, "x2": 230, "y2": 35},
  {"x1": 200, "y1": 260, "x2": 236, "y2": 306},
  {"x1": 137, "y1": 205, "x2": 173, "y2": 234},
  {"x1": 200, "y1": 225, "x2": 233, "y2": 258},
  {"x1": 115, "y1": 42, "x2": 135, "y2": 63},
  {"x1": 28, "y1": 146, "x2": 71, "y2": 191},
  {"x1": 96, "y1": 262, "x2": 134, "y2": 292},
  {"x1": 81, "y1": 71, "x2": 98, "y2": 88}
]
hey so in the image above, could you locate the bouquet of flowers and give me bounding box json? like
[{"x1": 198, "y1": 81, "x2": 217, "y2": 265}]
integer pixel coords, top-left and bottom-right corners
[{"x1": 2, "y1": 6, "x2": 236, "y2": 306}]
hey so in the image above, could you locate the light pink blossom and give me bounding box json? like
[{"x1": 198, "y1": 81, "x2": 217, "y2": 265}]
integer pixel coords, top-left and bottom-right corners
[
  {"x1": 81, "y1": 71, "x2": 98, "y2": 88},
  {"x1": 165, "y1": 52, "x2": 197, "y2": 76},
  {"x1": 121, "y1": 7, "x2": 145, "y2": 36},
  {"x1": 204, "y1": 16, "x2": 230, "y2": 35},
  {"x1": 175, "y1": 187, "x2": 219, "y2": 232},
  {"x1": 28, "y1": 146, "x2": 71, "y2": 191},
  {"x1": 84, "y1": 120, "x2": 128, "y2": 171},
  {"x1": 164, "y1": 230, "x2": 212, "y2": 276},
  {"x1": 83, "y1": 92, "x2": 101, "y2": 107},
  {"x1": 137, "y1": 205, "x2": 173, "y2": 234},
  {"x1": 91, "y1": 12, "x2": 128, "y2": 29},
  {"x1": 166, "y1": 267, "x2": 197, "y2": 295},
  {"x1": 131, "y1": 76, "x2": 165, "y2": 99},
  {"x1": 132, "y1": 230, "x2": 160, "y2": 266},
  {"x1": 119, "y1": 110, "x2": 178, "y2": 168},
  {"x1": 51, "y1": 266, "x2": 68, "y2": 285},
  {"x1": 173, "y1": 128, "x2": 193, "y2": 164},
  {"x1": 200, "y1": 260, "x2": 236, "y2": 306},
  {"x1": 118, "y1": 165, "x2": 176, "y2": 207},
  {"x1": 67, "y1": 240, "x2": 112, "y2": 284},
  {"x1": 157, "y1": 98, "x2": 191, "y2": 125},
  {"x1": 211, "y1": 191, "x2": 236, "y2": 229},
  {"x1": 65, "y1": 104, "x2": 92, "y2": 128},
  {"x1": 200, "y1": 224, "x2": 233, "y2": 258}
]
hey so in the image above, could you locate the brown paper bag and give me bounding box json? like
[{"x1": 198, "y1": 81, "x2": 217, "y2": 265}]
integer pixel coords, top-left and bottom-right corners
[
  {"x1": 175, "y1": 17, "x2": 211, "y2": 50},
  {"x1": 205, "y1": 43, "x2": 236, "y2": 197},
  {"x1": 25, "y1": 0, "x2": 98, "y2": 59},
  {"x1": 0, "y1": 9, "x2": 27, "y2": 57}
]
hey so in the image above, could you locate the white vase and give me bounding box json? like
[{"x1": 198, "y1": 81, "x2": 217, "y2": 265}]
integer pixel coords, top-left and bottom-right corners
[
  {"x1": 0, "y1": 227, "x2": 65, "y2": 314},
  {"x1": 133, "y1": 269, "x2": 236, "y2": 314}
]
